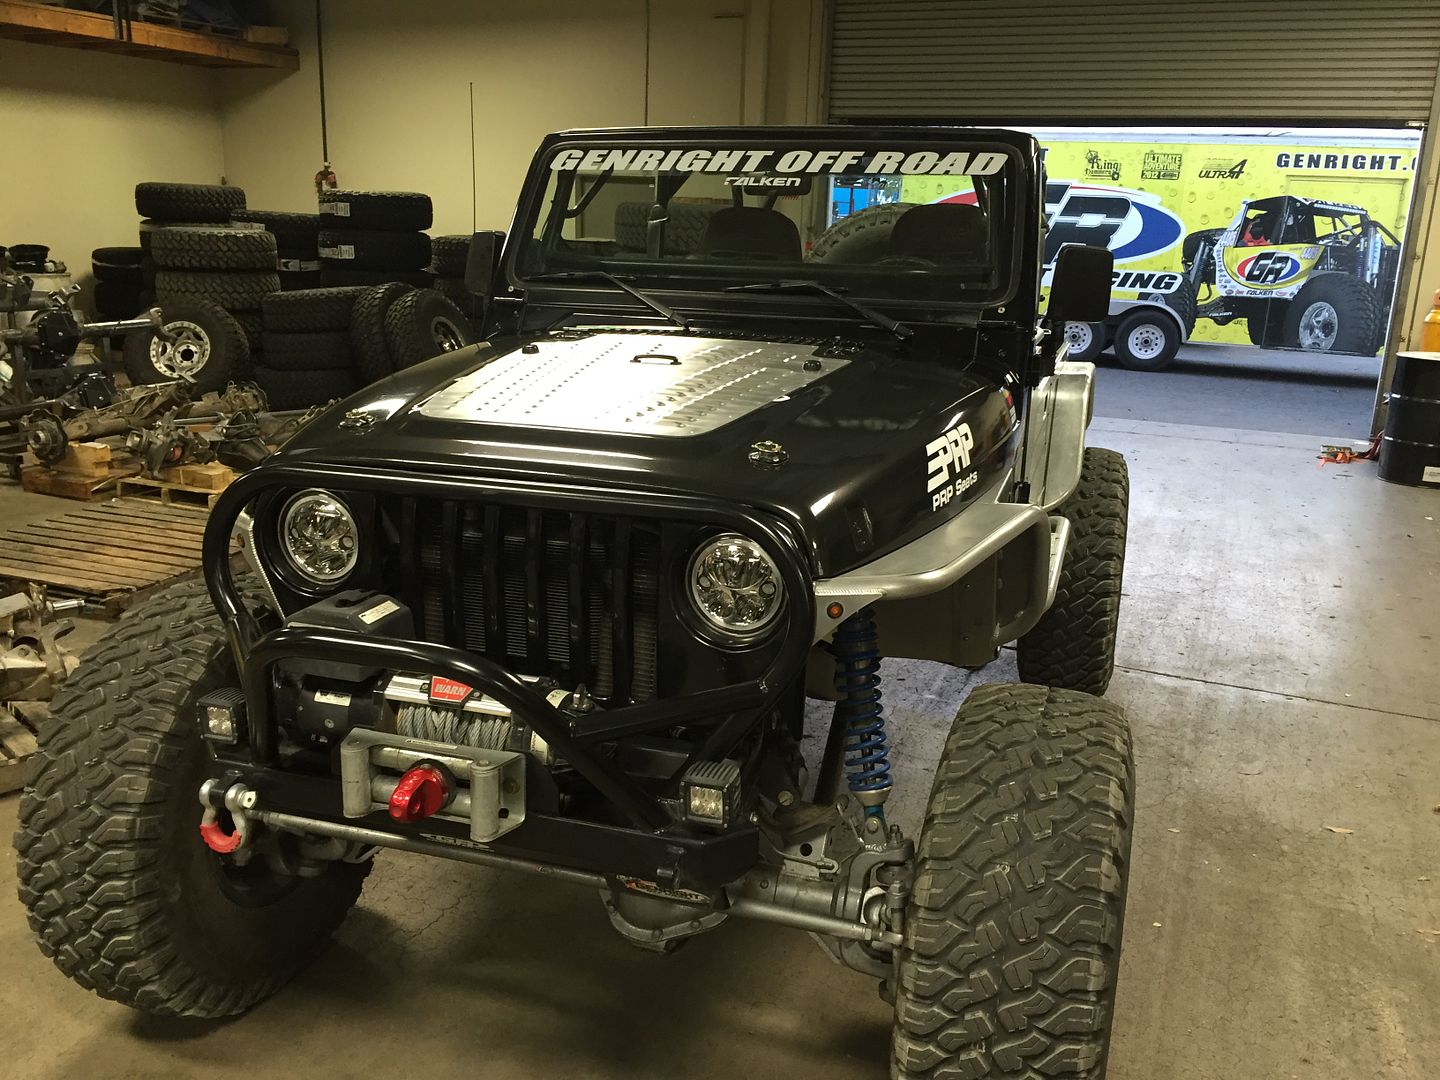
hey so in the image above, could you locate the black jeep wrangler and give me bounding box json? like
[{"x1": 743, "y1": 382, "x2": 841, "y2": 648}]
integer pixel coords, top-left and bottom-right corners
[{"x1": 17, "y1": 127, "x2": 1135, "y2": 1079}]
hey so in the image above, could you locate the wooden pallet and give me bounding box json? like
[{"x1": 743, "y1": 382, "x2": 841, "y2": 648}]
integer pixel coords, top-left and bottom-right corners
[
  {"x1": 116, "y1": 461, "x2": 236, "y2": 508},
  {"x1": 0, "y1": 499, "x2": 209, "y2": 602},
  {"x1": 20, "y1": 441, "x2": 141, "y2": 502},
  {"x1": 0, "y1": 701, "x2": 45, "y2": 796}
]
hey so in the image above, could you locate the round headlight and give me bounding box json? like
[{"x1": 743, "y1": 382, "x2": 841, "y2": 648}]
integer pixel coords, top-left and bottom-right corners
[
  {"x1": 280, "y1": 489, "x2": 359, "y2": 584},
  {"x1": 687, "y1": 533, "x2": 784, "y2": 640}
]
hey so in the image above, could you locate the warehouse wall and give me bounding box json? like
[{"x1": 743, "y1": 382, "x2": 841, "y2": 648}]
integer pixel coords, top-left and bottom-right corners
[
  {"x1": 0, "y1": 40, "x2": 225, "y2": 285},
  {"x1": 219, "y1": 0, "x2": 824, "y2": 234}
]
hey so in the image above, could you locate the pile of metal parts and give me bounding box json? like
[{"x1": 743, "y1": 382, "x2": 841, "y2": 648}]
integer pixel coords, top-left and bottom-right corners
[{"x1": 0, "y1": 586, "x2": 82, "y2": 707}]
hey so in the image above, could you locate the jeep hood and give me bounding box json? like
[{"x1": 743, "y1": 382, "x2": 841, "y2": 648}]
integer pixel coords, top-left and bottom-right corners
[{"x1": 273, "y1": 331, "x2": 1019, "y2": 577}]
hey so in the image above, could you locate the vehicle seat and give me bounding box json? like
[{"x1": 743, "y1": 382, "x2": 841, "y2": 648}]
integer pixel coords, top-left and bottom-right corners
[
  {"x1": 886, "y1": 204, "x2": 988, "y2": 263},
  {"x1": 698, "y1": 207, "x2": 801, "y2": 262},
  {"x1": 613, "y1": 202, "x2": 720, "y2": 256}
]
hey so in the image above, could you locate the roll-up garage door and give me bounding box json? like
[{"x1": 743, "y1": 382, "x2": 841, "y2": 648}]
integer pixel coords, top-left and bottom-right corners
[{"x1": 828, "y1": 0, "x2": 1440, "y2": 124}]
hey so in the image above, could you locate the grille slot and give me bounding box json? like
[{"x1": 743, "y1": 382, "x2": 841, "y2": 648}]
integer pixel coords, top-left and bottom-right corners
[{"x1": 410, "y1": 502, "x2": 660, "y2": 703}]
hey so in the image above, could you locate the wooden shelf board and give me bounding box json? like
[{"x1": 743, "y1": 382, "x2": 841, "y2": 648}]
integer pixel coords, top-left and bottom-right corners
[{"x1": 0, "y1": 0, "x2": 297, "y2": 70}]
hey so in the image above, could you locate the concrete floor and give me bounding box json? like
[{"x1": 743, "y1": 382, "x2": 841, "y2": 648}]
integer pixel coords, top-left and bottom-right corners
[{"x1": 1, "y1": 413, "x2": 1438, "y2": 1078}]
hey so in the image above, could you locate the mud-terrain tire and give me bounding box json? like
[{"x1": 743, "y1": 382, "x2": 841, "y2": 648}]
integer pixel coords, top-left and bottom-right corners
[
  {"x1": 1283, "y1": 273, "x2": 1382, "y2": 355},
  {"x1": 124, "y1": 297, "x2": 245, "y2": 393},
  {"x1": 261, "y1": 330, "x2": 354, "y2": 371},
  {"x1": 155, "y1": 269, "x2": 281, "y2": 312},
  {"x1": 261, "y1": 286, "x2": 366, "y2": 333},
  {"x1": 252, "y1": 365, "x2": 359, "y2": 408},
  {"x1": 150, "y1": 227, "x2": 278, "y2": 272},
  {"x1": 14, "y1": 580, "x2": 369, "y2": 1019},
  {"x1": 1017, "y1": 448, "x2": 1128, "y2": 696},
  {"x1": 1063, "y1": 321, "x2": 1105, "y2": 362},
  {"x1": 318, "y1": 229, "x2": 431, "y2": 272},
  {"x1": 318, "y1": 189, "x2": 433, "y2": 231},
  {"x1": 135, "y1": 182, "x2": 245, "y2": 224},
  {"x1": 351, "y1": 282, "x2": 413, "y2": 382},
  {"x1": 429, "y1": 234, "x2": 472, "y2": 277},
  {"x1": 892, "y1": 682, "x2": 1133, "y2": 1079},
  {"x1": 1111, "y1": 307, "x2": 1182, "y2": 371},
  {"x1": 808, "y1": 202, "x2": 916, "y2": 265},
  {"x1": 231, "y1": 210, "x2": 322, "y2": 256},
  {"x1": 383, "y1": 288, "x2": 475, "y2": 370}
]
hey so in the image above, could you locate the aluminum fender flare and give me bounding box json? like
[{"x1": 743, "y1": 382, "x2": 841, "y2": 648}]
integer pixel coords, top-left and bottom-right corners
[
  {"x1": 1023, "y1": 359, "x2": 1095, "y2": 513},
  {"x1": 811, "y1": 477, "x2": 1055, "y2": 642}
]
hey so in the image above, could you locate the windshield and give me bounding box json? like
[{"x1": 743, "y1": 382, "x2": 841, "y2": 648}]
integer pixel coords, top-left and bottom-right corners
[{"x1": 513, "y1": 137, "x2": 1022, "y2": 311}]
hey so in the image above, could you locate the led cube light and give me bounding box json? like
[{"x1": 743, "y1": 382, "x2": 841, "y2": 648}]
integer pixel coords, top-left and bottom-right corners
[
  {"x1": 197, "y1": 688, "x2": 248, "y2": 745},
  {"x1": 680, "y1": 758, "x2": 742, "y2": 829}
]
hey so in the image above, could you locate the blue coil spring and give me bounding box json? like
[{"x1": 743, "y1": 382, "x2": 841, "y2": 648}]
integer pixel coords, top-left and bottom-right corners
[{"x1": 833, "y1": 606, "x2": 890, "y2": 804}]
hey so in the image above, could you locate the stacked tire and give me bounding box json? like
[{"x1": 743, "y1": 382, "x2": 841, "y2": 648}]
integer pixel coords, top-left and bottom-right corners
[
  {"x1": 90, "y1": 247, "x2": 146, "y2": 319},
  {"x1": 136, "y1": 182, "x2": 246, "y2": 305},
  {"x1": 352, "y1": 283, "x2": 476, "y2": 385},
  {"x1": 149, "y1": 226, "x2": 278, "y2": 361},
  {"x1": 428, "y1": 234, "x2": 483, "y2": 319},
  {"x1": 256, "y1": 287, "x2": 366, "y2": 409},
  {"x1": 233, "y1": 210, "x2": 324, "y2": 292},
  {"x1": 318, "y1": 190, "x2": 433, "y2": 288}
]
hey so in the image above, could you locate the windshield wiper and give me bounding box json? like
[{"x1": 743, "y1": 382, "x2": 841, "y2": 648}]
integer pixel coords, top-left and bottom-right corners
[
  {"x1": 725, "y1": 280, "x2": 913, "y2": 340},
  {"x1": 527, "y1": 270, "x2": 690, "y2": 331}
]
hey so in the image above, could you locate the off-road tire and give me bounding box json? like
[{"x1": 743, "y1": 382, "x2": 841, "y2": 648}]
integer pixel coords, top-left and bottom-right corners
[
  {"x1": 150, "y1": 227, "x2": 278, "y2": 272},
  {"x1": 139, "y1": 220, "x2": 225, "y2": 254},
  {"x1": 1063, "y1": 321, "x2": 1105, "y2": 362},
  {"x1": 318, "y1": 229, "x2": 432, "y2": 272},
  {"x1": 809, "y1": 202, "x2": 916, "y2": 265},
  {"x1": 429, "y1": 234, "x2": 472, "y2": 277},
  {"x1": 1111, "y1": 307, "x2": 1182, "y2": 371},
  {"x1": 1155, "y1": 276, "x2": 1196, "y2": 337},
  {"x1": 318, "y1": 190, "x2": 433, "y2": 231},
  {"x1": 262, "y1": 286, "x2": 366, "y2": 333},
  {"x1": 155, "y1": 269, "x2": 281, "y2": 312},
  {"x1": 135, "y1": 182, "x2": 246, "y2": 224},
  {"x1": 351, "y1": 282, "x2": 413, "y2": 382},
  {"x1": 383, "y1": 288, "x2": 475, "y2": 370},
  {"x1": 1017, "y1": 448, "x2": 1129, "y2": 696},
  {"x1": 124, "y1": 297, "x2": 246, "y2": 393},
  {"x1": 231, "y1": 210, "x2": 322, "y2": 255},
  {"x1": 262, "y1": 330, "x2": 354, "y2": 371},
  {"x1": 892, "y1": 682, "x2": 1133, "y2": 1079},
  {"x1": 14, "y1": 580, "x2": 369, "y2": 1019},
  {"x1": 91, "y1": 247, "x2": 144, "y2": 284},
  {"x1": 1282, "y1": 273, "x2": 1382, "y2": 355},
  {"x1": 233, "y1": 311, "x2": 263, "y2": 360},
  {"x1": 1245, "y1": 301, "x2": 1285, "y2": 348},
  {"x1": 432, "y1": 276, "x2": 484, "y2": 319},
  {"x1": 252, "y1": 364, "x2": 359, "y2": 409}
]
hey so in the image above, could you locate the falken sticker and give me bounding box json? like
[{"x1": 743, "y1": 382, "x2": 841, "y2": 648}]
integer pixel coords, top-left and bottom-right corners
[
  {"x1": 549, "y1": 147, "x2": 1008, "y2": 177},
  {"x1": 926, "y1": 422, "x2": 977, "y2": 511},
  {"x1": 428, "y1": 677, "x2": 474, "y2": 706}
]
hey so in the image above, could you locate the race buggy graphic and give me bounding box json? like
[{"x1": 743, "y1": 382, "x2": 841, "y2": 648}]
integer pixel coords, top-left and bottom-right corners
[
  {"x1": 1182, "y1": 194, "x2": 1401, "y2": 355},
  {"x1": 16, "y1": 127, "x2": 1138, "y2": 1079}
]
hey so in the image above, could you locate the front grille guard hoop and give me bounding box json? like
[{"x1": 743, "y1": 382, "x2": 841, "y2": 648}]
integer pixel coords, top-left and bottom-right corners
[{"x1": 204, "y1": 462, "x2": 816, "y2": 831}]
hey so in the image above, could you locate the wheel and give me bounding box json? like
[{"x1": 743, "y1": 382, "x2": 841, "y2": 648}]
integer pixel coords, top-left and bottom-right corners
[
  {"x1": 124, "y1": 298, "x2": 246, "y2": 393},
  {"x1": 1063, "y1": 321, "x2": 1105, "y2": 362},
  {"x1": 252, "y1": 364, "x2": 360, "y2": 409},
  {"x1": 1245, "y1": 301, "x2": 1285, "y2": 347},
  {"x1": 318, "y1": 229, "x2": 432, "y2": 272},
  {"x1": 155, "y1": 269, "x2": 281, "y2": 312},
  {"x1": 892, "y1": 682, "x2": 1134, "y2": 1080},
  {"x1": 383, "y1": 288, "x2": 475, "y2": 370},
  {"x1": 429, "y1": 235, "x2": 472, "y2": 277},
  {"x1": 149, "y1": 227, "x2": 278, "y2": 272},
  {"x1": 1282, "y1": 274, "x2": 1383, "y2": 355},
  {"x1": 1017, "y1": 447, "x2": 1129, "y2": 696},
  {"x1": 1111, "y1": 308, "x2": 1181, "y2": 371},
  {"x1": 262, "y1": 286, "x2": 367, "y2": 333},
  {"x1": 351, "y1": 282, "x2": 414, "y2": 382},
  {"x1": 135, "y1": 182, "x2": 246, "y2": 224},
  {"x1": 261, "y1": 330, "x2": 355, "y2": 371},
  {"x1": 14, "y1": 580, "x2": 369, "y2": 1019},
  {"x1": 808, "y1": 202, "x2": 916, "y2": 264},
  {"x1": 318, "y1": 189, "x2": 433, "y2": 231}
]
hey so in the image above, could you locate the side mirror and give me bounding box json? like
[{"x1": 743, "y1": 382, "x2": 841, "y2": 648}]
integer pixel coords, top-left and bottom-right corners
[
  {"x1": 463, "y1": 230, "x2": 505, "y2": 296},
  {"x1": 1046, "y1": 244, "x2": 1113, "y2": 324}
]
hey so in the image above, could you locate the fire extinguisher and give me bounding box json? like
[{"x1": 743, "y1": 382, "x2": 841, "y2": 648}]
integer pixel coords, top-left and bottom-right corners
[{"x1": 315, "y1": 161, "x2": 337, "y2": 194}]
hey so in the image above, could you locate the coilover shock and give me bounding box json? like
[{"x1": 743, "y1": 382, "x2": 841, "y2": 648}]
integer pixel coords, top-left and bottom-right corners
[{"x1": 832, "y1": 606, "x2": 891, "y2": 818}]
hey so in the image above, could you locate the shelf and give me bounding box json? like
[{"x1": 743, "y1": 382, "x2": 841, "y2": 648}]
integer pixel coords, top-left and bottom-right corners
[{"x1": 0, "y1": 0, "x2": 297, "y2": 71}]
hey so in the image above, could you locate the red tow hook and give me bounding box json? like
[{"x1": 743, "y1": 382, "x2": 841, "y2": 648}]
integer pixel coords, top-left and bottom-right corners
[{"x1": 389, "y1": 763, "x2": 452, "y2": 823}]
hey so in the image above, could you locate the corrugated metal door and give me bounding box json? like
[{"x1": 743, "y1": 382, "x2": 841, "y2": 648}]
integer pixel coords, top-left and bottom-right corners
[{"x1": 827, "y1": 0, "x2": 1440, "y2": 124}]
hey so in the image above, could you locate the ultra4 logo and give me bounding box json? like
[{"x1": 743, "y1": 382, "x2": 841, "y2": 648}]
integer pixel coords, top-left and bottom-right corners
[
  {"x1": 1042, "y1": 182, "x2": 1184, "y2": 269},
  {"x1": 1234, "y1": 250, "x2": 1303, "y2": 286},
  {"x1": 926, "y1": 422, "x2": 977, "y2": 511}
]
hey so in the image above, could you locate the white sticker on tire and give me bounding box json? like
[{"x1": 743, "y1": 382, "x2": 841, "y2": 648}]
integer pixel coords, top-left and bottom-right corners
[
  {"x1": 320, "y1": 202, "x2": 351, "y2": 217},
  {"x1": 1423, "y1": 465, "x2": 1440, "y2": 484},
  {"x1": 318, "y1": 245, "x2": 356, "y2": 260}
]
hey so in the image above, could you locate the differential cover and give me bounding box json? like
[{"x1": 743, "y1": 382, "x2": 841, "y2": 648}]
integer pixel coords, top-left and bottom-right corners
[{"x1": 414, "y1": 333, "x2": 848, "y2": 437}]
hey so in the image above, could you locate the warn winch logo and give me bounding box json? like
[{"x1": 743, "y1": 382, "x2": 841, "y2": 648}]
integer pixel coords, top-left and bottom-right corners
[
  {"x1": 926, "y1": 422, "x2": 977, "y2": 511},
  {"x1": 428, "y1": 677, "x2": 474, "y2": 706}
]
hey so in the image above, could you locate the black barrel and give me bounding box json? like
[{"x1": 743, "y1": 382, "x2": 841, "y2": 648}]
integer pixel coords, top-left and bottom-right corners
[{"x1": 1379, "y1": 351, "x2": 1440, "y2": 486}]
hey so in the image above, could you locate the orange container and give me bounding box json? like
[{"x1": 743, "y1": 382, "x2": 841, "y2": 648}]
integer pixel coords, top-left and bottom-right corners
[{"x1": 1421, "y1": 289, "x2": 1440, "y2": 352}]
